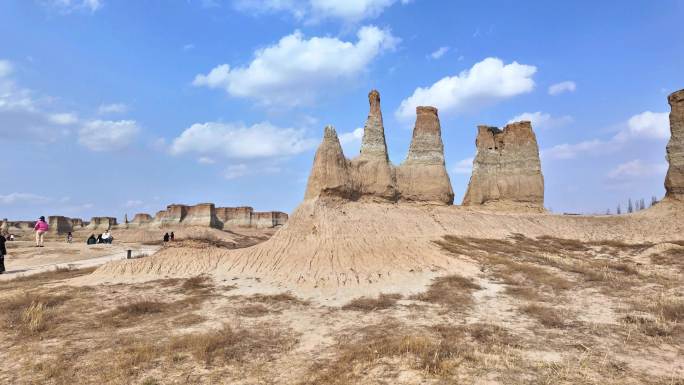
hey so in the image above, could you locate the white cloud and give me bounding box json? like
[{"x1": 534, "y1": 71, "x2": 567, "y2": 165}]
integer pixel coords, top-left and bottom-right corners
[
  {"x1": 97, "y1": 103, "x2": 128, "y2": 115},
  {"x1": 508, "y1": 111, "x2": 573, "y2": 130},
  {"x1": 542, "y1": 139, "x2": 605, "y2": 160},
  {"x1": 0, "y1": 192, "x2": 52, "y2": 205},
  {"x1": 548, "y1": 81, "x2": 576, "y2": 96},
  {"x1": 234, "y1": 0, "x2": 408, "y2": 23},
  {"x1": 198, "y1": 156, "x2": 216, "y2": 164},
  {"x1": 542, "y1": 110, "x2": 669, "y2": 160},
  {"x1": 618, "y1": 111, "x2": 669, "y2": 140},
  {"x1": 429, "y1": 46, "x2": 449, "y2": 60},
  {"x1": 224, "y1": 164, "x2": 249, "y2": 180},
  {"x1": 338, "y1": 127, "x2": 364, "y2": 155},
  {"x1": 608, "y1": 159, "x2": 668, "y2": 180},
  {"x1": 0, "y1": 60, "x2": 77, "y2": 142},
  {"x1": 193, "y1": 26, "x2": 398, "y2": 107},
  {"x1": 452, "y1": 157, "x2": 474, "y2": 174},
  {"x1": 78, "y1": 120, "x2": 140, "y2": 151},
  {"x1": 48, "y1": 112, "x2": 79, "y2": 125},
  {"x1": 43, "y1": 0, "x2": 103, "y2": 13},
  {"x1": 0, "y1": 60, "x2": 12, "y2": 77},
  {"x1": 396, "y1": 57, "x2": 536, "y2": 121},
  {"x1": 183, "y1": 44, "x2": 195, "y2": 51},
  {"x1": 170, "y1": 121, "x2": 317, "y2": 159},
  {"x1": 338, "y1": 127, "x2": 364, "y2": 144},
  {"x1": 123, "y1": 199, "x2": 143, "y2": 208}
]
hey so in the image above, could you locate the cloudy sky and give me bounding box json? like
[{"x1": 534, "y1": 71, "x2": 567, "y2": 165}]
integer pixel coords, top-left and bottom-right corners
[{"x1": 1, "y1": 0, "x2": 683, "y2": 220}]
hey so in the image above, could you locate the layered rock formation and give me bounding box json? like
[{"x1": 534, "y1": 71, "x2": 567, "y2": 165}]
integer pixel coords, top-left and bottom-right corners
[
  {"x1": 48, "y1": 216, "x2": 73, "y2": 234},
  {"x1": 304, "y1": 126, "x2": 353, "y2": 200},
  {"x1": 70, "y1": 218, "x2": 85, "y2": 229},
  {"x1": 665, "y1": 89, "x2": 684, "y2": 200},
  {"x1": 396, "y1": 106, "x2": 454, "y2": 204},
  {"x1": 88, "y1": 217, "x2": 118, "y2": 230},
  {"x1": 216, "y1": 207, "x2": 253, "y2": 227},
  {"x1": 305, "y1": 90, "x2": 453, "y2": 205},
  {"x1": 131, "y1": 213, "x2": 153, "y2": 226},
  {"x1": 462, "y1": 121, "x2": 544, "y2": 208},
  {"x1": 349, "y1": 90, "x2": 398, "y2": 201}
]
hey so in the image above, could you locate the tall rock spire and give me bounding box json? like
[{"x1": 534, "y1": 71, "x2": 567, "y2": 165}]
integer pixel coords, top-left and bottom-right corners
[
  {"x1": 350, "y1": 89, "x2": 398, "y2": 201},
  {"x1": 305, "y1": 125, "x2": 352, "y2": 200},
  {"x1": 396, "y1": 106, "x2": 454, "y2": 204},
  {"x1": 462, "y1": 121, "x2": 544, "y2": 208},
  {"x1": 359, "y1": 89, "x2": 389, "y2": 160},
  {"x1": 665, "y1": 89, "x2": 684, "y2": 200}
]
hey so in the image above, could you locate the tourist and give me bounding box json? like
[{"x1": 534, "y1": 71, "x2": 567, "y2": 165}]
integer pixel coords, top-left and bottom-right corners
[
  {"x1": 170, "y1": 232, "x2": 175, "y2": 241},
  {"x1": 96, "y1": 234, "x2": 103, "y2": 244},
  {"x1": 86, "y1": 234, "x2": 97, "y2": 245},
  {"x1": 102, "y1": 230, "x2": 113, "y2": 244},
  {"x1": 67, "y1": 232, "x2": 73, "y2": 243},
  {"x1": 0, "y1": 232, "x2": 6, "y2": 274},
  {"x1": 163, "y1": 233, "x2": 170, "y2": 242},
  {"x1": 8, "y1": 234, "x2": 14, "y2": 241},
  {"x1": 34, "y1": 216, "x2": 49, "y2": 247}
]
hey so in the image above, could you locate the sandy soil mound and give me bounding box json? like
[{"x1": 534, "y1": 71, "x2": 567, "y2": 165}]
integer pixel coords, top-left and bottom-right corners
[{"x1": 83, "y1": 199, "x2": 684, "y2": 295}]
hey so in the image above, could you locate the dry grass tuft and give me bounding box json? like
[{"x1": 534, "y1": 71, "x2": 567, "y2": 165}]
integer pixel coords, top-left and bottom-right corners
[
  {"x1": 181, "y1": 275, "x2": 214, "y2": 292},
  {"x1": 0, "y1": 266, "x2": 97, "y2": 290},
  {"x1": 341, "y1": 293, "x2": 402, "y2": 311},
  {"x1": 238, "y1": 304, "x2": 273, "y2": 317},
  {"x1": 249, "y1": 292, "x2": 309, "y2": 306},
  {"x1": 410, "y1": 274, "x2": 480, "y2": 310},
  {"x1": 168, "y1": 323, "x2": 297, "y2": 366},
  {"x1": 0, "y1": 292, "x2": 72, "y2": 336},
  {"x1": 521, "y1": 304, "x2": 566, "y2": 328}
]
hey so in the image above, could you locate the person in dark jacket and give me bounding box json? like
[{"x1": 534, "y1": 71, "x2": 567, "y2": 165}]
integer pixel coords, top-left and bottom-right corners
[
  {"x1": 163, "y1": 233, "x2": 170, "y2": 242},
  {"x1": 0, "y1": 232, "x2": 7, "y2": 274},
  {"x1": 87, "y1": 234, "x2": 97, "y2": 245},
  {"x1": 170, "y1": 232, "x2": 175, "y2": 241},
  {"x1": 96, "y1": 234, "x2": 103, "y2": 244}
]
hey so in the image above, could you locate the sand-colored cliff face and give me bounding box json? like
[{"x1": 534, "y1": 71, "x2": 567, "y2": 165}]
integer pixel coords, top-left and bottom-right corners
[
  {"x1": 462, "y1": 121, "x2": 544, "y2": 209},
  {"x1": 666, "y1": 89, "x2": 684, "y2": 200},
  {"x1": 396, "y1": 106, "x2": 454, "y2": 204},
  {"x1": 87, "y1": 217, "x2": 118, "y2": 230},
  {"x1": 305, "y1": 91, "x2": 452, "y2": 205},
  {"x1": 48, "y1": 216, "x2": 73, "y2": 234}
]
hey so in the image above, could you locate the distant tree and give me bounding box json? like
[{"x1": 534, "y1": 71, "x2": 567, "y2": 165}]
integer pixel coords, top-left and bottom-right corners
[
  {"x1": 606, "y1": 208, "x2": 611, "y2": 215},
  {"x1": 639, "y1": 198, "x2": 646, "y2": 211},
  {"x1": 628, "y1": 198, "x2": 633, "y2": 213},
  {"x1": 650, "y1": 196, "x2": 658, "y2": 207},
  {"x1": 617, "y1": 204, "x2": 622, "y2": 215}
]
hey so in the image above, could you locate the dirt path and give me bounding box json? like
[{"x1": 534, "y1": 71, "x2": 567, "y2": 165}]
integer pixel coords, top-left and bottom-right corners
[{"x1": 0, "y1": 246, "x2": 160, "y2": 281}]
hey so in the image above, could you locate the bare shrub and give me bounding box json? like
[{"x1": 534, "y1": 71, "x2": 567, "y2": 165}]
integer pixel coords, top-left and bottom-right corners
[
  {"x1": 0, "y1": 292, "x2": 72, "y2": 336},
  {"x1": 238, "y1": 304, "x2": 272, "y2": 317},
  {"x1": 341, "y1": 293, "x2": 402, "y2": 311},
  {"x1": 248, "y1": 292, "x2": 309, "y2": 306}
]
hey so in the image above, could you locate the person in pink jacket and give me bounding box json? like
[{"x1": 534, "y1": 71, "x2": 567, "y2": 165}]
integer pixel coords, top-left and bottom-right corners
[{"x1": 34, "y1": 216, "x2": 49, "y2": 247}]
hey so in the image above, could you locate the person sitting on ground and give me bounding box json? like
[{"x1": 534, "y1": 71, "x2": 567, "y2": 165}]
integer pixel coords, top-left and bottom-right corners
[
  {"x1": 66, "y1": 232, "x2": 73, "y2": 243},
  {"x1": 102, "y1": 230, "x2": 113, "y2": 244},
  {"x1": 163, "y1": 232, "x2": 170, "y2": 242},
  {"x1": 86, "y1": 234, "x2": 96, "y2": 245},
  {"x1": 0, "y1": 232, "x2": 6, "y2": 274},
  {"x1": 96, "y1": 234, "x2": 103, "y2": 244},
  {"x1": 8, "y1": 234, "x2": 14, "y2": 241},
  {"x1": 170, "y1": 232, "x2": 175, "y2": 241},
  {"x1": 34, "y1": 216, "x2": 49, "y2": 247}
]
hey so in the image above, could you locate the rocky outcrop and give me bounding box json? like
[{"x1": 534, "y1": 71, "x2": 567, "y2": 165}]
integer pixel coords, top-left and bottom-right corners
[
  {"x1": 131, "y1": 213, "x2": 153, "y2": 226},
  {"x1": 462, "y1": 121, "x2": 544, "y2": 208},
  {"x1": 87, "y1": 217, "x2": 118, "y2": 230},
  {"x1": 70, "y1": 218, "x2": 84, "y2": 229},
  {"x1": 304, "y1": 126, "x2": 353, "y2": 200},
  {"x1": 349, "y1": 90, "x2": 398, "y2": 201},
  {"x1": 184, "y1": 203, "x2": 220, "y2": 228},
  {"x1": 216, "y1": 207, "x2": 253, "y2": 227},
  {"x1": 665, "y1": 89, "x2": 684, "y2": 200},
  {"x1": 48, "y1": 216, "x2": 73, "y2": 234},
  {"x1": 305, "y1": 91, "x2": 453, "y2": 205},
  {"x1": 395, "y1": 106, "x2": 454, "y2": 204},
  {"x1": 252, "y1": 211, "x2": 289, "y2": 228}
]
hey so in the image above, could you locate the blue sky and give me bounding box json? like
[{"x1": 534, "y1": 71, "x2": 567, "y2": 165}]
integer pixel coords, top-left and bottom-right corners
[{"x1": 1, "y1": 0, "x2": 683, "y2": 220}]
